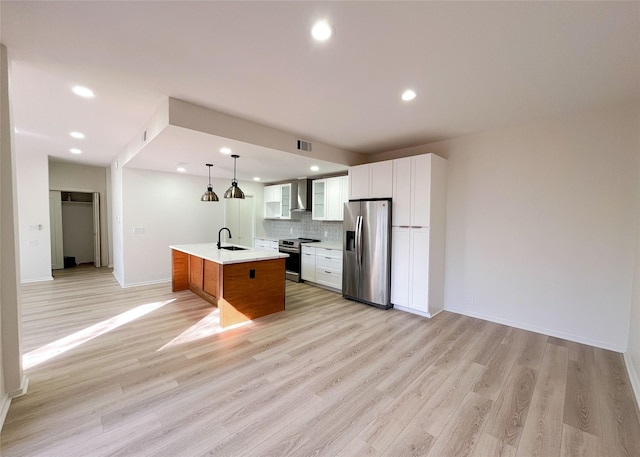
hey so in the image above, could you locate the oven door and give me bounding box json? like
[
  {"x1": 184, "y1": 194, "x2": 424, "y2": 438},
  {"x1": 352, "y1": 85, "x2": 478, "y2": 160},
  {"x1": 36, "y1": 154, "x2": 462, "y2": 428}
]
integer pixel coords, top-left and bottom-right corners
[{"x1": 279, "y1": 245, "x2": 301, "y2": 282}]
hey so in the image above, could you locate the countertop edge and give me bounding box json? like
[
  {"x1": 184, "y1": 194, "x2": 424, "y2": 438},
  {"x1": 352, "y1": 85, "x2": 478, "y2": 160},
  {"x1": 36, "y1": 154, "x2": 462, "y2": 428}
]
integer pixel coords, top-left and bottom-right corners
[{"x1": 171, "y1": 243, "x2": 288, "y2": 265}]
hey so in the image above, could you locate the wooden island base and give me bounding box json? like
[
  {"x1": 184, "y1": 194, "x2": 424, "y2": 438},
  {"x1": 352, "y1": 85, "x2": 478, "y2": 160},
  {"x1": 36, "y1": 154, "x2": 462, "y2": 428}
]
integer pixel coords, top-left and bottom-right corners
[{"x1": 172, "y1": 249, "x2": 286, "y2": 327}]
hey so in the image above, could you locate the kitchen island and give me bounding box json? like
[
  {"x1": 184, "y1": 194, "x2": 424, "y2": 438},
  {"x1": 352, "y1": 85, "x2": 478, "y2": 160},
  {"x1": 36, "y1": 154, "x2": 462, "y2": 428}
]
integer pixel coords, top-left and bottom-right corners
[{"x1": 170, "y1": 243, "x2": 288, "y2": 327}]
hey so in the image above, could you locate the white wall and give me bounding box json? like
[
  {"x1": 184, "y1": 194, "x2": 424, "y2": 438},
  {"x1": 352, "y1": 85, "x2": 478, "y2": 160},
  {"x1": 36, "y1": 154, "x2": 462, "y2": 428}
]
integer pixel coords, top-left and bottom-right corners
[
  {"x1": 49, "y1": 161, "x2": 110, "y2": 267},
  {"x1": 627, "y1": 114, "x2": 640, "y2": 404},
  {"x1": 15, "y1": 149, "x2": 52, "y2": 282},
  {"x1": 436, "y1": 106, "x2": 639, "y2": 351},
  {"x1": 0, "y1": 43, "x2": 25, "y2": 431},
  {"x1": 119, "y1": 167, "x2": 265, "y2": 287}
]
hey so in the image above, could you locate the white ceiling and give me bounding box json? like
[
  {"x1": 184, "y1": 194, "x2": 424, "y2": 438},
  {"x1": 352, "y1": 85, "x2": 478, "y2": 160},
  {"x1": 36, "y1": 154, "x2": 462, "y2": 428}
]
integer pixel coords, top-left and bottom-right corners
[{"x1": 2, "y1": 1, "x2": 639, "y2": 181}]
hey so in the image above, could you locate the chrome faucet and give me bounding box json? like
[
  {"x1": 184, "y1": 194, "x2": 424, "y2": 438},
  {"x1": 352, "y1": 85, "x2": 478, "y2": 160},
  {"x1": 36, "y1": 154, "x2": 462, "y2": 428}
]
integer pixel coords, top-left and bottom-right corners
[{"x1": 217, "y1": 227, "x2": 232, "y2": 249}]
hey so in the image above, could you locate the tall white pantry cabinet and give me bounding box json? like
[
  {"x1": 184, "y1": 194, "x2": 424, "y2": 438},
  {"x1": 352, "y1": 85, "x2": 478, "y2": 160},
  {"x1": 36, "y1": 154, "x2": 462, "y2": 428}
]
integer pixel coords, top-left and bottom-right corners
[{"x1": 390, "y1": 154, "x2": 447, "y2": 318}]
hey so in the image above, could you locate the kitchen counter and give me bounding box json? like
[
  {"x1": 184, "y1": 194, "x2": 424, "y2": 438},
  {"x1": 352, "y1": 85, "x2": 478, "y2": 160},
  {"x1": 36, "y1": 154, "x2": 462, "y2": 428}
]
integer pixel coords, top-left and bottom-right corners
[
  {"x1": 171, "y1": 243, "x2": 287, "y2": 327},
  {"x1": 254, "y1": 236, "x2": 280, "y2": 242},
  {"x1": 313, "y1": 241, "x2": 342, "y2": 250},
  {"x1": 171, "y1": 243, "x2": 288, "y2": 264}
]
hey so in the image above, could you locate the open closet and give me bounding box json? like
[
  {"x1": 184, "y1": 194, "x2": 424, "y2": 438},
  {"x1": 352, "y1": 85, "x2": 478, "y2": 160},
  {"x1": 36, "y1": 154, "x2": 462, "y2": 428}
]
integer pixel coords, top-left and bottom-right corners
[{"x1": 49, "y1": 190, "x2": 101, "y2": 269}]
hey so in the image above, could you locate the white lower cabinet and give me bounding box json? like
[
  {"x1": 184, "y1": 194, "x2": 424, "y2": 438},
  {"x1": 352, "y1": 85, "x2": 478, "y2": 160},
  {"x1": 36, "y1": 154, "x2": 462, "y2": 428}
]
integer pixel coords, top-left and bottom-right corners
[
  {"x1": 391, "y1": 226, "x2": 435, "y2": 317},
  {"x1": 301, "y1": 246, "x2": 342, "y2": 291},
  {"x1": 315, "y1": 248, "x2": 342, "y2": 290},
  {"x1": 254, "y1": 238, "x2": 278, "y2": 252},
  {"x1": 301, "y1": 245, "x2": 316, "y2": 282}
]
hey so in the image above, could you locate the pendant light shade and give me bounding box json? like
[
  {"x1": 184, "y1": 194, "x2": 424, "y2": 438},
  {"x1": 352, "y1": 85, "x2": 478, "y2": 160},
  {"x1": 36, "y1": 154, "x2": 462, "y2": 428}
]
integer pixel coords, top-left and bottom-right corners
[
  {"x1": 224, "y1": 154, "x2": 245, "y2": 199},
  {"x1": 201, "y1": 164, "x2": 219, "y2": 202}
]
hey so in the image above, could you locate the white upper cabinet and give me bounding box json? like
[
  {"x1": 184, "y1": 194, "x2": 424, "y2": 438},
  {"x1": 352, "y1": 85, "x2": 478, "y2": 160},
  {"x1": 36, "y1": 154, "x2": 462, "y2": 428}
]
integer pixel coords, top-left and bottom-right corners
[
  {"x1": 392, "y1": 154, "x2": 432, "y2": 227},
  {"x1": 369, "y1": 162, "x2": 393, "y2": 198},
  {"x1": 264, "y1": 185, "x2": 281, "y2": 203},
  {"x1": 411, "y1": 154, "x2": 431, "y2": 227},
  {"x1": 312, "y1": 176, "x2": 348, "y2": 221},
  {"x1": 264, "y1": 183, "x2": 293, "y2": 219},
  {"x1": 348, "y1": 165, "x2": 369, "y2": 199},
  {"x1": 392, "y1": 157, "x2": 412, "y2": 226},
  {"x1": 281, "y1": 184, "x2": 291, "y2": 218},
  {"x1": 348, "y1": 161, "x2": 393, "y2": 200},
  {"x1": 312, "y1": 180, "x2": 326, "y2": 220}
]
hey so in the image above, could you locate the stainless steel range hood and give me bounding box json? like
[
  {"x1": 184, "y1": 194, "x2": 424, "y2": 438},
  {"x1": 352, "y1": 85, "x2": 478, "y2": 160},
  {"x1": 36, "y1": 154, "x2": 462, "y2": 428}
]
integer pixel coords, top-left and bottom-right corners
[{"x1": 291, "y1": 179, "x2": 312, "y2": 212}]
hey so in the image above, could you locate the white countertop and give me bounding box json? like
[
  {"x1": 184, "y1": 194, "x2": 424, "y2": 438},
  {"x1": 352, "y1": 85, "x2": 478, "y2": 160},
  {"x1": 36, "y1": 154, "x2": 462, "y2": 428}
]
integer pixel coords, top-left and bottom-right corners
[
  {"x1": 309, "y1": 241, "x2": 342, "y2": 250},
  {"x1": 254, "y1": 236, "x2": 280, "y2": 242},
  {"x1": 171, "y1": 243, "x2": 288, "y2": 265}
]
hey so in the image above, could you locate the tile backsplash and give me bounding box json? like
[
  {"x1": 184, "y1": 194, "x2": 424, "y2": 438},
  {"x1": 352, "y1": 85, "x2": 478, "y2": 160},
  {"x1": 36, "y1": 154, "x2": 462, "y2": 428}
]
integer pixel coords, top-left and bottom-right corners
[{"x1": 263, "y1": 212, "x2": 343, "y2": 242}]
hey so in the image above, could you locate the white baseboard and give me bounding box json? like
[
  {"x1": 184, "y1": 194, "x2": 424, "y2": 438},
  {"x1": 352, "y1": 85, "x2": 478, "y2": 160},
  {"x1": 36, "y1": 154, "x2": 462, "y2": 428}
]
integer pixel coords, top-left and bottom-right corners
[
  {"x1": 0, "y1": 376, "x2": 28, "y2": 434},
  {"x1": 112, "y1": 271, "x2": 125, "y2": 288},
  {"x1": 393, "y1": 304, "x2": 441, "y2": 319},
  {"x1": 0, "y1": 394, "x2": 10, "y2": 433},
  {"x1": 117, "y1": 277, "x2": 171, "y2": 289},
  {"x1": 9, "y1": 376, "x2": 29, "y2": 398},
  {"x1": 623, "y1": 352, "x2": 640, "y2": 414},
  {"x1": 302, "y1": 280, "x2": 341, "y2": 294},
  {"x1": 444, "y1": 305, "x2": 626, "y2": 353},
  {"x1": 21, "y1": 275, "x2": 54, "y2": 284}
]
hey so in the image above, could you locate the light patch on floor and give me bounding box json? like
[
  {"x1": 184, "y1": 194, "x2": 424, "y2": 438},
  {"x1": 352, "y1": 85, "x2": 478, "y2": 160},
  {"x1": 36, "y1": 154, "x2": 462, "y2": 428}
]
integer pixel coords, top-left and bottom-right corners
[
  {"x1": 158, "y1": 308, "x2": 253, "y2": 351},
  {"x1": 22, "y1": 299, "x2": 176, "y2": 369}
]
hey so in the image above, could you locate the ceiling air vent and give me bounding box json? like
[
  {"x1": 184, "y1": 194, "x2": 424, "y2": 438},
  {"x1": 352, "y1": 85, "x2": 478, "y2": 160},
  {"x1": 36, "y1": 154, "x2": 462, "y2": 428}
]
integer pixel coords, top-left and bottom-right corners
[{"x1": 297, "y1": 139, "x2": 312, "y2": 152}]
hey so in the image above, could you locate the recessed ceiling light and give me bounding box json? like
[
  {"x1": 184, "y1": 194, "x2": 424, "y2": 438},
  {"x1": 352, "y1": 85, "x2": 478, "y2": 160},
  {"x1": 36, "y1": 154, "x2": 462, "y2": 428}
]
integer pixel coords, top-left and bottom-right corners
[
  {"x1": 310, "y1": 165, "x2": 320, "y2": 172},
  {"x1": 253, "y1": 177, "x2": 260, "y2": 181},
  {"x1": 401, "y1": 89, "x2": 417, "y2": 101},
  {"x1": 176, "y1": 167, "x2": 186, "y2": 173},
  {"x1": 311, "y1": 20, "x2": 333, "y2": 41},
  {"x1": 70, "y1": 131, "x2": 85, "y2": 139},
  {"x1": 72, "y1": 86, "x2": 94, "y2": 98},
  {"x1": 70, "y1": 148, "x2": 82, "y2": 155},
  {"x1": 220, "y1": 147, "x2": 232, "y2": 154}
]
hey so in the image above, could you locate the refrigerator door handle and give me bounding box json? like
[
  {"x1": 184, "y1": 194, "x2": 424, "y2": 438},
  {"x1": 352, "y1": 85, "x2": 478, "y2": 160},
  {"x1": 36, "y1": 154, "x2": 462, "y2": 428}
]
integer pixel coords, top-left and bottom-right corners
[{"x1": 355, "y1": 215, "x2": 363, "y2": 266}]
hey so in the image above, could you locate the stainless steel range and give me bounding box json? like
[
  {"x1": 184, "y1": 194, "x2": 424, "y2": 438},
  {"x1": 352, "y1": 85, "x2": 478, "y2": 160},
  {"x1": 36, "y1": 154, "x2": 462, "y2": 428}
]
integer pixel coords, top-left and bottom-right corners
[{"x1": 278, "y1": 238, "x2": 320, "y2": 282}]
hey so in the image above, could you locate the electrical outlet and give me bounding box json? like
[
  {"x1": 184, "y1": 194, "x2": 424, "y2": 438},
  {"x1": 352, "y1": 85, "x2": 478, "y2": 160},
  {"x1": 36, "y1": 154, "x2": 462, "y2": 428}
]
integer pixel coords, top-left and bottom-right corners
[
  {"x1": 133, "y1": 226, "x2": 145, "y2": 234},
  {"x1": 29, "y1": 240, "x2": 38, "y2": 247},
  {"x1": 324, "y1": 231, "x2": 328, "y2": 238},
  {"x1": 466, "y1": 295, "x2": 474, "y2": 306},
  {"x1": 290, "y1": 227, "x2": 293, "y2": 234}
]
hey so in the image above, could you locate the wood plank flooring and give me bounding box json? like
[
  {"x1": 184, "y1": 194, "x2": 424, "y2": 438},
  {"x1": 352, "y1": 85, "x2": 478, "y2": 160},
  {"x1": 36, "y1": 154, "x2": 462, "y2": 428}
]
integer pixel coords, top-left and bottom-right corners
[{"x1": 1, "y1": 266, "x2": 639, "y2": 456}]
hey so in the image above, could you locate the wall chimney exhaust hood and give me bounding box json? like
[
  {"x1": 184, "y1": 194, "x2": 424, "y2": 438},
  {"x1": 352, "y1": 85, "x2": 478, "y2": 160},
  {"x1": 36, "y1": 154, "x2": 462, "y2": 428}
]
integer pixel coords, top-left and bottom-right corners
[{"x1": 291, "y1": 179, "x2": 312, "y2": 212}]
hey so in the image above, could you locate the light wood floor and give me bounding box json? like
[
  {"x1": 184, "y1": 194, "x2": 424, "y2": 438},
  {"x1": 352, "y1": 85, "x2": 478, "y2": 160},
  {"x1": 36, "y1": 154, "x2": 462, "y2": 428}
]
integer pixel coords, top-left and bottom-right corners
[{"x1": 2, "y1": 266, "x2": 639, "y2": 457}]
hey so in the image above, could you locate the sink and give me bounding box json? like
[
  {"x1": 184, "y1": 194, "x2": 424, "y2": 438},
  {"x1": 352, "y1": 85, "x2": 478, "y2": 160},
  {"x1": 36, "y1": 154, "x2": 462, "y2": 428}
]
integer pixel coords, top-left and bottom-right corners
[{"x1": 220, "y1": 246, "x2": 247, "y2": 251}]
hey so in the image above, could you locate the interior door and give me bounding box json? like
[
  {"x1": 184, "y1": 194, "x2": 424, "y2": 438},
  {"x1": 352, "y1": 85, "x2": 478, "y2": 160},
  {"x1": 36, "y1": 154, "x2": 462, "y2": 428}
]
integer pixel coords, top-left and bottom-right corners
[
  {"x1": 92, "y1": 192, "x2": 101, "y2": 267},
  {"x1": 49, "y1": 190, "x2": 64, "y2": 270}
]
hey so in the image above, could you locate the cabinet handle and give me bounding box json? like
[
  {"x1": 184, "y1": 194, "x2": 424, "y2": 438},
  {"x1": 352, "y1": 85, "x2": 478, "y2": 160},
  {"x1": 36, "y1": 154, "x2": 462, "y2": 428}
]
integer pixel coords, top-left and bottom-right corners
[
  {"x1": 325, "y1": 271, "x2": 332, "y2": 274},
  {"x1": 325, "y1": 256, "x2": 332, "y2": 259}
]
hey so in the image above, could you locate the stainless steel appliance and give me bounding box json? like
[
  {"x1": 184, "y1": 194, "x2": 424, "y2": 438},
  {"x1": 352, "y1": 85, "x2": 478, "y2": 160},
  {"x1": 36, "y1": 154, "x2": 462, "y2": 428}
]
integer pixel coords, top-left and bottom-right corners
[
  {"x1": 291, "y1": 179, "x2": 312, "y2": 212},
  {"x1": 343, "y1": 199, "x2": 393, "y2": 309},
  {"x1": 279, "y1": 238, "x2": 320, "y2": 282}
]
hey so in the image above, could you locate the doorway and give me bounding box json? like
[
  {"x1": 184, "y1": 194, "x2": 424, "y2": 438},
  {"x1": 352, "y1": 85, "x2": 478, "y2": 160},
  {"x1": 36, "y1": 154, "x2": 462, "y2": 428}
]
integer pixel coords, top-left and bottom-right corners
[
  {"x1": 49, "y1": 190, "x2": 101, "y2": 269},
  {"x1": 224, "y1": 195, "x2": 255, "y2": 248}
]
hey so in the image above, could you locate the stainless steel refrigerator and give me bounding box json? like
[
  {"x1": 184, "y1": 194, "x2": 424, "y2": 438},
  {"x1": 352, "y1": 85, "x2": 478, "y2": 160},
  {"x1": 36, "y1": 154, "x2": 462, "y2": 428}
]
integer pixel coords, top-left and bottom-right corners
[{"x1": 342, "y1": 198, "x2": 393, "y2": 309}]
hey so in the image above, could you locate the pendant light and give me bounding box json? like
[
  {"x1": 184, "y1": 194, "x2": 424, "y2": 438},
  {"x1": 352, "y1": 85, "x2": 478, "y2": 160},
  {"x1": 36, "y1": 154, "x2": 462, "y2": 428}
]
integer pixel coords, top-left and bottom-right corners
[
  {"x1": 224, "y1": 154, "x2": 245, "y2": 199},
  {"x1": 200, "y1": 163, "x2": 219, "y2": 202}
]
